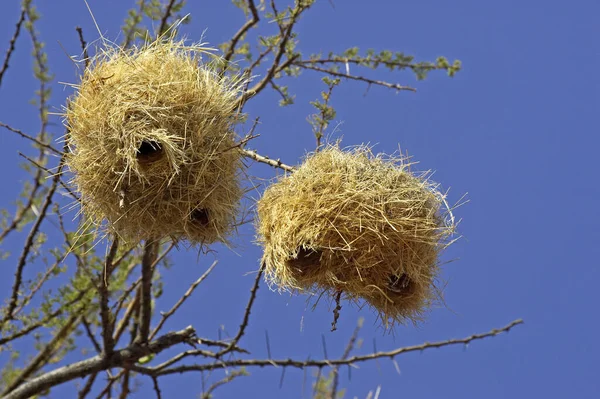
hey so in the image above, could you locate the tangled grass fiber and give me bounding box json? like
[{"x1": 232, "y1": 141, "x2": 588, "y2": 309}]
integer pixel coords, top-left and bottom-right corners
[
  {"x1": 257, "y1": 145, "x2": 456, "y2": 326},
  {"x1": 65, "y1": 38, "x2": 244, "y2": 244}
]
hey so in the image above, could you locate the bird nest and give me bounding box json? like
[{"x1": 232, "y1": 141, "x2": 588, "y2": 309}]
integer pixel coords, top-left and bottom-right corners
[
  {"x1": 65, "y1": 39, "x2": 245, "y2": 244},
  {"x1": 256, "y1": 145, "x2": 456, "y2": 326}
]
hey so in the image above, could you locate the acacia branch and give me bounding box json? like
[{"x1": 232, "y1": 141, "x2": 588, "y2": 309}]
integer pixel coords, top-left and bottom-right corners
[
  {"x1": 3, "y1": 326, "x2": 197, "y2": 399},
  {"x1": 75, "y1": 26, "x2": 89, "y2": 69},
  {"x1": 238, "y1": 2, "x2": 312, "y2": 105},
  {"x1": 137, "y1": 240, "x2": 159, "y2": 344},
  {"x1": 330, "y1": 318, "x2": 363, "y2": 399},
  {"x1": 99, "y1": 237, "x2": 119, "y2": 356},
  {"x1": 217, "y1": 265, "x2": 264, "y2": 357},
  {"x1": 241, "y1": 148, "x2": 294, "y2": 172},
  {"x1": 296, "y1": 63, "x2": 416, "y2": 92},
  {"x1": 2, "y1": 312, "x2": 83, "y2": 395},
  {"x1": 0, "y1": 289, "x2": 87, "y2": 346},
  {"x1": 157, "y1": 0, "x2": 178, "y2": 37},
  {"x1": 0, "y1": 122, "x2": 62, "y2": 155},
  {"x1": 223, "y1": 0, "x2": 259, "y2": 65},
  {"x1": 150, "y1": 261, "x2": 218, "y2": 340},
  {"x1": 2, "y1": 146, "x2": 67, "y2": 326},
  {"x1": 146, "y1": 319, "x2": 523, "y2": 376},
  {"x1": 0, "y1": 8, "x2": 26, "y2": 89}
]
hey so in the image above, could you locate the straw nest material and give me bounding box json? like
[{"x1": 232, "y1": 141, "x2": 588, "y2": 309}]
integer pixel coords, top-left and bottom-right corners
[
  {"x1": 65, "y1": 39, "x2": 244, "y2": 244},
  {"x1": 257, "y1": 145, "x2": 456, "y2": 326}
]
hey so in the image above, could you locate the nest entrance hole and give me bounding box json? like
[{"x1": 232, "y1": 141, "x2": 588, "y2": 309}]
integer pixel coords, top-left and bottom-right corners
[
  {"x1": 286, "y1": 247, "x2": 322, "y2": 273},
  {"x1": 137, "y1": 140, "x2": 164, "y2": 163},
  {"x1": 388, "y1": 273, "x2": 414, "y2": 295},
  {"x1": 190, "y1": 208, "x2": 210, "y2": 226}
]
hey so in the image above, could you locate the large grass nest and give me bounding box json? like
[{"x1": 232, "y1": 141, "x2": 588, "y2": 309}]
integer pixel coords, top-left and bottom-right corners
[
  {"x1": 65, "y1": 39, "x2": 245, "y2": 244},
  {"x1": 257, "y1": 145, "x2": 457, "y2": 326}
]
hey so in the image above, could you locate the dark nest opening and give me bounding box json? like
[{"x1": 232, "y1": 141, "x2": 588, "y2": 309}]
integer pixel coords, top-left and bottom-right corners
[{"x1": 137, "y1": 140, "x2": 164, "y2": 164}]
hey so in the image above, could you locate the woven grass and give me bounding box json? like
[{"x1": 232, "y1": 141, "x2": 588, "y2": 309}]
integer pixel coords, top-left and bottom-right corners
[
  {"x1": 257, "y1": 145, "x2": 456, "y2": 326},
  {"x1": 65, "y1": 39, "x2": 244, "y2": 244}
]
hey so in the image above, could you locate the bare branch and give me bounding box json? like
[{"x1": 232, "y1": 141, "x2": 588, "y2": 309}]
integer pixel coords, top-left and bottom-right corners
[
  {"x1": 151, "y1": 375, "x2": 162, "y2": 399},
  {"x1": 137, "y1": 240, "x2": 159, "y2": 344},
  {"x1": 330, "y1": 318, "x2": 363, "y2": 399},
  {"x1": 99, "y1": 237, "x2": 119, "y2": 356},
  {"x1": 3, "y1": 326, "x2": 197, "y2": 399},
  {"x1": 75, "y1": 26, "x2": 90, "y2": 69},
  {"x1": 241, "y1": 148, "x2": 294, "y2": 172},
  {"x1": 157, "y1": 0, "x2": 178, "y2": 38},
  {"x1": 148, "y1": 319, "x2": 524, "y2": 376},
  {"x1": 2, "y1": 146, "x2": 67, "y2": 325},
  {"x1": 81, "y1": 317, "x2": 103, "y2": 355},
  {"x1": 217, "y1": 265, "x2": 265, "y2": 357},
  {"x1": 222, "y1": 0, "x2": 260, "y2": 65},
  {"x1": 296, "y1": 63, "x2": 416, "y2": 92},
  {"x1": 77, "y1": 372, "x2": 98, "y2": 399},
  {"x1": 0, "y1": 8, "x2": 26, "y2": 89},
  {"x1": 238, "y1": 2, "x2": 313, "y2": 105},
  {"x1": 150, "y1": 260, "x2": 218, "y2": 340},
  {"x1": 19, "y1": 152, "x2": 79, "y2": 201},
  {"x1": 0, "y1": 122, "x2": 62, "y2": 155},
  {"x1": 2, "y1": 312, "x2": 83, "y2": 395},
  {"x1": 0, "y1": 289, "x2": 87, "y2": 346},
  {"x1": 201, "y1": 369, "x2": 247, "y2": 399}
]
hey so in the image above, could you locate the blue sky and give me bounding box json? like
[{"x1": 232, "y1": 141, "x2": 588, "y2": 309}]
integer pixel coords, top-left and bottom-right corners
[{"x1": 1, "y1": 0, "x2": 599, "y2": 398}]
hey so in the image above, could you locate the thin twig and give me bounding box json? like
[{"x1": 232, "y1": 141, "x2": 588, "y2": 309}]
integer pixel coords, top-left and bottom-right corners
[
  {"x1": 330, "y1": 318, "x2": 363, "y2": 399},
  {"x1": 137, "y1": 240, "x2": 159, "y2": 344},
  {"x1": 151, "y1": 376, "x2": 162, "y2": 399},
  {"x1": 99, "y1": 237, "x2": 119, "y2": 356},
  {"x1": 157, "y1": 0, "x2": 178, "y2": 37},
  {"x1": 217, "y1": 265, "x2": 265, "y2": 357},
  {"x1": 82, "y1": 317, "x2": 103, "y2": 355},
  {"x1": 77, "y1": 372, "x2": 98, "y2": 399},
  {"x1": 0, "y1": 8, "x2": 26, "y2": 89},
  {"x1": 0, "y1": 289, "x2": 87, "y2": 346},
  {"x1": 18, "y1": 152, "x2": 79, "y2": 201},
  {"x1": 0, "y1": 122, "x2": 62, "y2": 155},
  {"x1": 12, "y1": 258, "x2": 59, "y2": 317},
  {"x1": 201, "y1": 370, "x2": 247, "y2": 399},
  {"x1": 150, "y1": 260, "x2": 218, "y2": 339},
  {"x1": 2, "y1": 312, "x2": 83, "y2": 395},
  {"x1": 118, "y1": 371, "x2": 130, "y2": 399},
  {"x1": 2, "y1": 145, "x2": 67, "y2": 326},
  {"x1": 241, "y1": 148, "x2": 294, "y2": 172},
  {"x1": 75, "y1": 26, "x2": 90, "y2": 69},
  {"x1": 222, "y1": 0, "x2": 259, "y2": 65},
  {"x1": 295, "y1": 63, "x2": 416, "y2": 92},
  {"x1": 238, "y1": 2, "x2": 312, "y2": 105},
  {"x1": 148, "y1": 319, "x2": 524, "y2": 376}
]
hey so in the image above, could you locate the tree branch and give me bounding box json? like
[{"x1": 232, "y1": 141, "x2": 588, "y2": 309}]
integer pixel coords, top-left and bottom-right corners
[
  {"x1": 150, "y1": 260, "x2": 218, "y2": 340},
  {"x1": 2, "y1": 145, "x2": 67, "y2": 325},
  {"x1": 0, "y1": 8, "x2": 26, "y2": 89},
  {"x1": 99, "y1": 237, "x2": 119, "y2": 356},
  {"x1": 3, "y1": 326, "x2": 197, "y2": 399},
  {"x1": 237, "y1": 2, "x2": 312, "y2": 106},
  {"x1": 217, "y1": 265, "x2": 264, "y2": 357},
  {"x1": 222, "y1": 0, "x2": 259, "y2": 65},
  {"x1": 137, "y1": 240, "x2": 159, "y2": 344},
  {"x1": 147, "y1": 319, "x2": 523, "y2": 376},
  {"x1": 240, "y1": 148, "x2": 294, "y2": 172},
  {"x1": 295, "y1": 63, "x2": 416, "y2": 92},
  {"x1": 157, "y1": 0, "x2": 178, "y2": 38}
]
